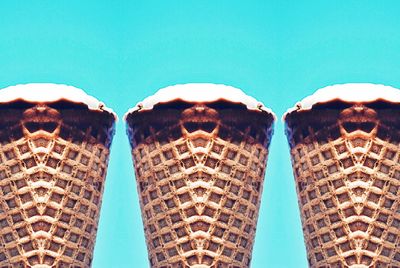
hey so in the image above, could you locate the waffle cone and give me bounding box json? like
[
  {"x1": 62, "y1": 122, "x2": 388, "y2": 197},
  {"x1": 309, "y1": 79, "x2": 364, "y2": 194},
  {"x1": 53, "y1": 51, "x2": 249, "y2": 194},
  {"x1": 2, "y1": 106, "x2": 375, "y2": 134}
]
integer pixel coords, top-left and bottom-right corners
[
  {"x1": 285, "y1": 102, "x2": 400, "y2": 267},
  {"x1": 126, "y1": 101, "x2": 274, "y2": 267},
  {"x1": 0, "y1": 101, "x2": 115, "y2": 267}
]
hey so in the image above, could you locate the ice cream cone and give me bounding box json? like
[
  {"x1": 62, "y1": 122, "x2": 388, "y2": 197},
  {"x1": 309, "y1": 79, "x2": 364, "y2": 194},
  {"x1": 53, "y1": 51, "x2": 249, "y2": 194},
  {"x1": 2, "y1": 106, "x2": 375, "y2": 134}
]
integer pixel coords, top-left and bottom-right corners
[
  {"x1": 284, "y1": 83, "x2": 400, "y2": 267},
  {"x1": 0, "y1": 84, "x2": 115, "y2": 267},
  {"x1": 125, "y1": 84, "x2": 275, "y2": 267}
]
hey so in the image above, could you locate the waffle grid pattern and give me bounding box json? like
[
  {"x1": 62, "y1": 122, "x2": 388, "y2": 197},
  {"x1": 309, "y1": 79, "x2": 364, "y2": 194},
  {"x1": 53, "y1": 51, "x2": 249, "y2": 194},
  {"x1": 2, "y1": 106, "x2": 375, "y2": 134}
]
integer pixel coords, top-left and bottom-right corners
[
  {"x1": 288, "y1": 106, "x2": 400, "y2": 268},
  {"x1": 131, "y1": 107, "x2": 270, "y2": 268},
  {"x1": 0, "y1": 105, "x2": 111, "y2": 268}
]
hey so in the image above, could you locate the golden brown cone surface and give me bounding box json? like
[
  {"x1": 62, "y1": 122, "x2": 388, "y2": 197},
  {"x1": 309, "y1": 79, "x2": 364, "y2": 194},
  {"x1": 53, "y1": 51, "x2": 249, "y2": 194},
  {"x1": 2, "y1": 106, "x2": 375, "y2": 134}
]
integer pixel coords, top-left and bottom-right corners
[
  {"x1": 0, "y1": 101, "x2": 115, "y2": 267},
  {"x1": 286, "y1": 102, "x2": 400, "y2": 267},
  {"x1": 126, "y1": 101, "x2": 274, "y2": 268}
]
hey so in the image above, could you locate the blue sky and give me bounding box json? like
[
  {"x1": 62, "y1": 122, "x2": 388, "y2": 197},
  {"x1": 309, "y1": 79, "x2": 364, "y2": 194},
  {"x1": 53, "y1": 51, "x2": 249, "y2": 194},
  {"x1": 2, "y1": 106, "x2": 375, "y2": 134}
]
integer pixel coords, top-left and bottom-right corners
[{"x1": 1, "y1": 1, "x2": 400, "y2": 267}]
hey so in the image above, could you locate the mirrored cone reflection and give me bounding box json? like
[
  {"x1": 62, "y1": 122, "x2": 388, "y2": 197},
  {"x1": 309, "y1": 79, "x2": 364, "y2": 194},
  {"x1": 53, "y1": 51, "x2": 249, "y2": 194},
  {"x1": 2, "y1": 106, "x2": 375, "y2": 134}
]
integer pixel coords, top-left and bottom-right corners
[
  {"x1": 125, "y1": 84, "x2": 275, "y2": 267},
  {"x1": 284, "y1": 84, "x2": 400, "y2": 267},
  {"x1": 0, "y1": 84, "x2": 115, "y2": 267}
]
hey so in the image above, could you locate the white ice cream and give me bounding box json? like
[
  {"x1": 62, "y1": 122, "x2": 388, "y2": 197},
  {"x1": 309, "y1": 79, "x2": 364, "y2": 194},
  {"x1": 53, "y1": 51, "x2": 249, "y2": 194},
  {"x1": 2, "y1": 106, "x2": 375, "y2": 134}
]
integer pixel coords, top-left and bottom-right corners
[
  {"x1": 0, "y1": 83, "x2": 116, "y2": 118},
  {"x1": 124, "y1": 83, "x2": 275, "y2": 119},
  {"x1": 284, "y1": 83, "x2": 400, "y2": 119}
]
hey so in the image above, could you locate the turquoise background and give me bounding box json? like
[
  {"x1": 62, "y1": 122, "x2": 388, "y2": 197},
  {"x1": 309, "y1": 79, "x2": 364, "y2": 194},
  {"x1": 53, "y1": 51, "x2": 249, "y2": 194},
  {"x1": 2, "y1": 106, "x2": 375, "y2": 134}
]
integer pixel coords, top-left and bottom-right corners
[{"x1": 1, "y1": 1, "x2": 400, "y2": 267}]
